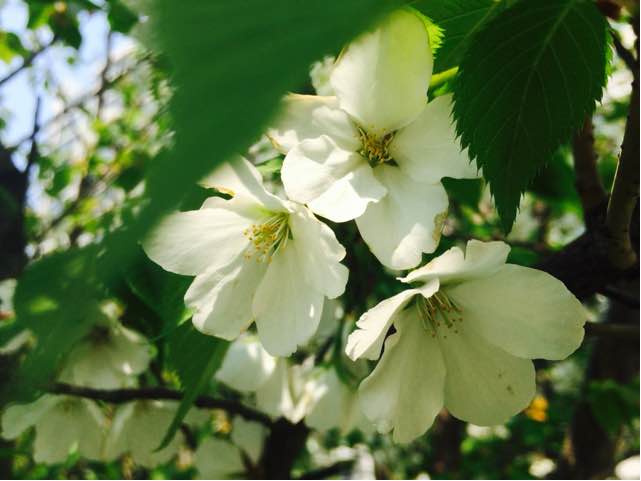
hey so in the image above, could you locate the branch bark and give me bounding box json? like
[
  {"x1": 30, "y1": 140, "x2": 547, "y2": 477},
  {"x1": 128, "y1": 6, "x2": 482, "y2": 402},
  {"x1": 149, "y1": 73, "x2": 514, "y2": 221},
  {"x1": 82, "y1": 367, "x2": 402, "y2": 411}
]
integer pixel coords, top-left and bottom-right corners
[
  {"x1": 605, "y1": 73, "x2": 639, "y2": 269},
  {"x1": 50, "y1": 383, "x2": 272, "y2": 426},
  {"x1": 572, "y1": 117, "x2": 607, "y2": 220}
]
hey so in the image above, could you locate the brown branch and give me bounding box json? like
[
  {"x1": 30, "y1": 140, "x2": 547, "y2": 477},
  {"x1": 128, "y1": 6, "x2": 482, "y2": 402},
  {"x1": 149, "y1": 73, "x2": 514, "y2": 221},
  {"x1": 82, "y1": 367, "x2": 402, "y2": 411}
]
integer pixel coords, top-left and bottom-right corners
[
  {"x1": 612, "y1": 31, "x2": 638, "y2": 75},
  {"x1": 605, "y1": 73, "x2": 639, "y2": 269},
  {"x1": 572, "y1": 118, "x2": 607, "y2": 219},
  {"x1": 25, "y1": 97, "x2": 42, "y2": 174},
  {"x1": 50, "y1": 383, "x2": 272, "y2": 426},
  {"x1": 297, "y1": 460, "x2": 355, "y2": 480},
  {"x1": 585, "y1": 321, "x2": 639, "y2": 338},
  {"x1": 0, "y1": 37, "x2": 57, "y2": 89}
]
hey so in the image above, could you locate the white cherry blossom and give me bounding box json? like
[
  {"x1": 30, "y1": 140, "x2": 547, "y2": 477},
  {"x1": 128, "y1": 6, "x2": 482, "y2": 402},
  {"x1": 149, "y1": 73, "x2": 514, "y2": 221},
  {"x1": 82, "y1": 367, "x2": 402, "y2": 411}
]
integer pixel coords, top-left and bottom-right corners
[
  {"x1": 346, "y1": 240, "x2": 586, "y2": 443},
  {"x1": 144, "y1": 157, "x2": 348, "y2": 356},
  {"x1": 269, "y1": 9, "x2": 478, "y2": 270},
  {"x1": 1, "y1": 395, "x2": 105, "y2": 464},
  {"x1": 305, "y1": 368, "x2": 372, "y2": 435},
  {"x1": 59, "y1": 316, "x2": 152, "y2": 389},
  {"x1": 104, "y1": 400, "x2": 185, "y2": 467}
]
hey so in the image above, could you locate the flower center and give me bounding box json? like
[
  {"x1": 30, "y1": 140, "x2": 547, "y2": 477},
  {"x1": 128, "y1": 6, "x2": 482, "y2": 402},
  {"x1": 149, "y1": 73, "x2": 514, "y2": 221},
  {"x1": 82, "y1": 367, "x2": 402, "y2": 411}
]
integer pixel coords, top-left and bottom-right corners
[
  {"x1": 358, "y1": 127, "x2": 395, "y2": 167},
  {"x1": 242, "y1": 212, "x2": 290, "y2": 263},
  {"x1": 416, "y1": 291, "x2": 463, "y2": 339}
]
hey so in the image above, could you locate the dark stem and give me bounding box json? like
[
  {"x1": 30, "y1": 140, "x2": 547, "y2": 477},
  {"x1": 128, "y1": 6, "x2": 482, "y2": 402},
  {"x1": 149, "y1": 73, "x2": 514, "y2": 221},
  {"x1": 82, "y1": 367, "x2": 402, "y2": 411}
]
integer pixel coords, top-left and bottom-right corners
[{"x1": 50, "y1": 383, "x2": 272, "y2": 426}]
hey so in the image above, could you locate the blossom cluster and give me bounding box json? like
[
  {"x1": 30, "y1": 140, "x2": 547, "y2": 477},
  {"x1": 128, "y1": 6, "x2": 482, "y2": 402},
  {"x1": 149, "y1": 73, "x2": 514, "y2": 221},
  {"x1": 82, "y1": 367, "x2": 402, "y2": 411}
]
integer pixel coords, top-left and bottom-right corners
[
  {"x1": 142, "y1": 7, "x2": 586, "y2": 444},
  {"x1": 1, "y1": 6, "x2": 587, "y2": 469}
]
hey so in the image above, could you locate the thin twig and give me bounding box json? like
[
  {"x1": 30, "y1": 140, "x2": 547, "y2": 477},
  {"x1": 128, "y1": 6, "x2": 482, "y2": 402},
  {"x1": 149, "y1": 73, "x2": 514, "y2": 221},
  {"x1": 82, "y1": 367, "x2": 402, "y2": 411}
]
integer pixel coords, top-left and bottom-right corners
[
  {"x1": 297, "y1": 460, "x2": 355, "y2": 480},
  {"x1": 50, "y1": 383, "x2": 273, "y2": 426},
  {"x1": 0, "y1": 37, "x2": 57, "y2": 89},
  {"x1": 584, "y1": 322, "x2": 639, "y2": 338},
  {"x1": 612, "y1": 32, "x2": 638, "y2": 76},
  {"x1": 598, "y1": 285, "x2": 640, "y2": 308},
  {"x1": 25, "y1": 97, "x2": 42, "y2": 174}
]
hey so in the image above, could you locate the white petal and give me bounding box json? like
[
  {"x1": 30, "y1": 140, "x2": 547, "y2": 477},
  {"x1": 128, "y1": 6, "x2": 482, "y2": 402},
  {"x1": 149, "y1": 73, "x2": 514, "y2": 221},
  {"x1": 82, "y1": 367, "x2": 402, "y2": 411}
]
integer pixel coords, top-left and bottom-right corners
[
  {"x1": 230, "y1": 416, "x2": 268, "y2": 465},
  {"x1": 346, "y1": 286, "x2": 435, "y2": 361},
  {"x1": 1, "y1": 395, "x2": 60, "y2": 439},
  {"x1": 447, "y1": 264, "x2": 586, "y2": 361},
  {"x1": 358, "y1": 306, "x2": 446, "y2": 443},
  {"x1": 305, "y1": 369, "x2": 363, "y2": 434},
  {"x1": 288, "y1": 204, "x2": 348, "y2": 298},
  {"x1": 282, "y1": 136, "x2": 386, "y2": 222},
  {"x1": 390, "y1": 95, "x2": 478, "y2": 183},
  {"x1": 256, "y1": 360, "x2": 296, "y2": 420},
  {"x1": 200, "y1": 156, "x2": 286, "y2": 212},
  {"x1": 194, "y1": 438, "x2": 245, "y2": 479},
  {"x1": 216, "y1": 335, "x2": 277, "y2": 392},
  {"x1": 253, "y1": 245, "x2": 323, "y2": 356},
  {"x1": 439, "y1": 327, "x2": 536, "y2": 426},
  {"x1": 143, "y1": 206, "x2": 252, "y2": 276},
  {"x1": 267, "y1": 94, "x2": 361, "y2": 152},
  {"x1": 105, "y1": 401, "x2": 182, "y2": 468},
  {"x1": 355, "y1": 165, "x2": 449, "y2": 270},
  {"x1": 401, "y1": 240, "x2": 510, "y2": 285},
  {"x1": 330, "y1": 9, "x2": 433, "y2": 134},
  {"x1": 33, "y1": 398, "x2": 105, "y2": 463},
  {"x1": 187, "y1": 256, "x2": 267, "y2": 340}
]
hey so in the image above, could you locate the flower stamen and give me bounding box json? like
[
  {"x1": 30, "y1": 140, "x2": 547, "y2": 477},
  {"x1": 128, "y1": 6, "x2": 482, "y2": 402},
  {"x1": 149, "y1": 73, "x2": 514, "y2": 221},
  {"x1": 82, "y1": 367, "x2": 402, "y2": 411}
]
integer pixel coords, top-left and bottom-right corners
[
  {"x1": 416, "y1": 292, "x2": 463, "y2": 338},
  {"x1": 242, "y1": 213, "x2": 290, "y2": 263},
  {"x1": 357, "y1": 127, "x2": 395, "y2": 166}
]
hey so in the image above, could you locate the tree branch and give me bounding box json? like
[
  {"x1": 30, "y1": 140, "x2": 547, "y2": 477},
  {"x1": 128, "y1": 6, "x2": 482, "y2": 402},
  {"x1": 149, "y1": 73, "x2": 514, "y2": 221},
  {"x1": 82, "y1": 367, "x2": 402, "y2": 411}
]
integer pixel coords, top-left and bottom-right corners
[
  {"x1": 572, "y1": 117, "x2": 607, "y2": 219},
  {"x1": 611, "y1": 31, "x2": 638, "y2": 75},
  {"x1": 605, "y1": 73, "x2": 639, "y2": 269},
  {"x1": 0, "y1": 37, "x2": 56, "y2": 89},
  {"x1": 585, "y1": 321, "x2": 639, "y2": 338},
  {"x1": 50, "y1": 383, "x2": 272, "y2": 426}
]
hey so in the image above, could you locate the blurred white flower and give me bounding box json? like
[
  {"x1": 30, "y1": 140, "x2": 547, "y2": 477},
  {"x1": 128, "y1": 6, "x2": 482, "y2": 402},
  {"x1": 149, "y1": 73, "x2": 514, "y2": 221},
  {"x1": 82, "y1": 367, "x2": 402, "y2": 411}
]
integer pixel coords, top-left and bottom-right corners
[
  {"x1": 269, "y1": 9, "x2": 478, "y2": 269},
  {"x1": 144, "y1": 157, "x2": 348, "y2": 356},
  {"x1": 59, "y1": 317, "x2": 152, "y2": 389},
  {"x1": 616, "y1": 455, "x2": 640, "y2": 480},
  {"x1": 305, "y1": 368, "x2": 371, "y2": 435},
  {"x1": 2, "y1": 395, "x2": 105, "y2": 464},
  {"x1": 216, "y1": 334, "x2": 277, "y2": 392},
  {"x1": 231, "y1": 416, "x2": 268, "y2": 465},
  {"x1": 215, "y1": 336, "x2": 316, "y2": 423},
  {"x1": 529, "y1": 456, "x2": 556, "y2": 478},
  {"x1": 347, "y1": 240, "x2": 586, "y2": 442},
  {"x1": 194, "y1": 437, "x2": 245, "y2": 479},
  {"x1": 104, "y1": 400, "x2": 184, "y2": 468}
]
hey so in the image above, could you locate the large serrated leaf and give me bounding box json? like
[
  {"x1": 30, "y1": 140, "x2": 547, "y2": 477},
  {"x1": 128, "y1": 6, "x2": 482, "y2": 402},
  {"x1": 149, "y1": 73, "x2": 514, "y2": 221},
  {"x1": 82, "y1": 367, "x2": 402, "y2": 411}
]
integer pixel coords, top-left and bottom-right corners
[
  {"x1": 452, "y1": 0, "x2": 609, "y2": 231},
  {"x1": 415, "y1": 0, "x2": 506, "y2": 73}
]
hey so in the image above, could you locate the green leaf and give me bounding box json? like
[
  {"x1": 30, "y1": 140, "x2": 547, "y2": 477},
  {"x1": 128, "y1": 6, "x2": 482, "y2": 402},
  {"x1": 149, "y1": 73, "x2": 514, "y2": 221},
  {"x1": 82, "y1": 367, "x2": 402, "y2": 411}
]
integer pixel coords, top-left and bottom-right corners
[
  {"x1": 122, "y1": 247, "x2": 191, "y2": 329},
  {"x1": 453, "y1": 0, "x2": 609, "y2": 231},
  {"x1": 107, "y1": 0, "x2": 139, "y2": 34},
  {"x1": 4, "y1": 247, "x2": 102, "y2": 403},
  {"x1": 415, "y1": 0, "x2": 506, "y2": 73},
  {"x1": 158, "y1": 324, "x2": 229, "y2": 449}
]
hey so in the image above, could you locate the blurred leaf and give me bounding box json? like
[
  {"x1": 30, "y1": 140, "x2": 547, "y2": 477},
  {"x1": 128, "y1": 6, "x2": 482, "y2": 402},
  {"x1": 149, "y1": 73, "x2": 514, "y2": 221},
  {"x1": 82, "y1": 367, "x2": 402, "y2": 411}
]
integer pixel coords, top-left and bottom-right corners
[
  {"x1": 0, "y1": 32, "x2": 27, "y2": 63},
  {"x1": 414, "y1": 0, "x2": 506, "y2": 73},
  {"x1": 122, "y1": 247, "x2": 192, "y2": 329},
  {"x1": 453, "y1": 0, "x2": 609, "y2": 231},
  {"x1": 107, "y1": 0, "x2": 139, "y2": 33},
  {"x1": 442, "y1": 177, "x2": 484, "y2": 209},
  {"x1": 588, "y1": 378, "x2": 640, "y2": 436},
  {"x1": 159, "y1": 323, "x2": 229, "y2": 449},
  {"x1": 529, "y1": 145, "x2": 581, "y2": 210},
  {"x1": 3, "y1": 247, "x2": 102, "y2": 403}
]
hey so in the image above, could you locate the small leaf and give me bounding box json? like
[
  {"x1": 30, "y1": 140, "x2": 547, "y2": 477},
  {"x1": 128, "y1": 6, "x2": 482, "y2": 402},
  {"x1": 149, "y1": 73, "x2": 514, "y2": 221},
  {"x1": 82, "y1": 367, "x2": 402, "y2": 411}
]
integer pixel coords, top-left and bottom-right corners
[
  {"x1": 453, "y1": 0, "x2": 609, "y2": 231},
  {"x1": 158, "y1": 323, "x2": 229, "y2": 449}
]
